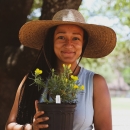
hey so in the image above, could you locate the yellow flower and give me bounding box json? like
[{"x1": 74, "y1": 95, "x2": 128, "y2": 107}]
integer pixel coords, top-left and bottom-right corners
[
  {"x1": 74, "y1": 85, "x2": 79, "y2": 89},
  {"x1": 35, "y1": 68, "x2": 42, "y2": 75},
  {"x1": 68, "y1": 64, "x2": 71, "y2": 69},
  {"x1": 63, "y1": 64, "x2": 65, "y2": 68},
  {"x1": 65, "y1": 78, "x2": 68, "y2": 82},
  {"x1": 52, "y1": 69, "x2": 54, "y2": 72},
  {"x1": 81, "y1": 85, "x2": 84, "y2": 90},
  {"x1": 71, "y1": 75, "x2": 78, "y2": 81}
]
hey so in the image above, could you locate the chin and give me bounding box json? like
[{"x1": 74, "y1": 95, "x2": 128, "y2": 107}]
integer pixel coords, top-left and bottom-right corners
[{"x1": 62, "y1": 59, "x2": 76, "y2": 64}]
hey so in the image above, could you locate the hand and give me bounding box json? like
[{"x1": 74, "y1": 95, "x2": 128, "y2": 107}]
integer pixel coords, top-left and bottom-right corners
[{"x1": 32, "y1": 100, "x2": 49, "y2": 130}]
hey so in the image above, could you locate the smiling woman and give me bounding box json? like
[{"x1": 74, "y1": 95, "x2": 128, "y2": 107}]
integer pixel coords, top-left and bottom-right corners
[
  {"x1": 54, "y1": 24, "x2": 84, "y2": 67},
  {"x1": 5, "y1": 9, "x2": 116, "y2": 130}
]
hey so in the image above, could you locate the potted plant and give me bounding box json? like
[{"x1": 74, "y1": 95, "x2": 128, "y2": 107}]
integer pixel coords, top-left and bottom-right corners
[{"x1": 30, "y1": 64, "x2": 84, "y2": 130}]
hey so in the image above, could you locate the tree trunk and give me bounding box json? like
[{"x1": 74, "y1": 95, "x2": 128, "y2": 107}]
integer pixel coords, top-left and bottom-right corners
[
  {"x1": 0, "y1": 0, "x2": 82, "y2": 129},
  {"x1": 0, "y1": 0, "x2": 34, "y2": 129},
  {"x1": 40, "y1": 0, "x2": 82, "y2": 20}
]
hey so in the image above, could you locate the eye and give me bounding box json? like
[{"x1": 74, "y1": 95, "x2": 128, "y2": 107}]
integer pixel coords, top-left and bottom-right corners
[
  {"x1": 58, "y1": 36, "x2": 65, "y2": 40},
  {"x1": 73, "y1": 37, "x2": 80, "y2": 40}
]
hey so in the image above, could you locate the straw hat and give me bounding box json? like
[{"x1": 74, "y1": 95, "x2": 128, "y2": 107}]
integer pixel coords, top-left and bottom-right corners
[{"x1": 19, "y1": 9, "x2": 116, "y2": 58}]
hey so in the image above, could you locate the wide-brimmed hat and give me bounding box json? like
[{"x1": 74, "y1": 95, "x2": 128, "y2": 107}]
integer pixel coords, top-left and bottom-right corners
[{"x1": 19, "y1": 9, "x2": 116, "y2": 58}]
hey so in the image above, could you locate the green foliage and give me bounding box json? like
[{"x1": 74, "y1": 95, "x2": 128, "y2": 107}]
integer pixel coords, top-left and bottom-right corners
[
  {"x1": 30, "y1": 64, "x2": 84, "y2": 103},
  {"x1": 79, "y1": 0, "x2": 130, "y2": 85},
  {"x1": 80, "y1": 57, "x2": 116, "y2": 83},
  {"x1": 122, "y1": 67, "x2": 130, "y2": 85},
  {"x1": 108, "y1": 0, "x2": 130, "y2": 26},
  {"x1": 28, "y1": 0, "x2": 43, "y2": 20}
]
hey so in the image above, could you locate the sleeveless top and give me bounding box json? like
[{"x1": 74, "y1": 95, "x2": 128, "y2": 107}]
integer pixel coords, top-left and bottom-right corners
[
  {"x1": 73, "y1": 67, "x2": 94, "y2": 130},
  {"x1": 39, "y1": 67, "x2": 94, "y2": 130}
]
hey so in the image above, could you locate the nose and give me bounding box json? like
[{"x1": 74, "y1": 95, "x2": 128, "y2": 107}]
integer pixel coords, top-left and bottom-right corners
[{"x1": 64, "y1": 39, "x2": 73, "y2": 48}]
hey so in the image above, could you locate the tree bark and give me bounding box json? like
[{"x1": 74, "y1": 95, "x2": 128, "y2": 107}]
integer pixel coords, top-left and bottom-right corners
[
  {"x1": 0, "y1": 0, "x2": 82, "y2": 129},
  {"x1": 40, "y1": 0, "x2": 82, "y2": 20},
  {"x1": 0, "y1": 0, "x2": 34, "y2": 129},
  {"x1": 0, "y1": 0, "x2": 35, "y2": 75}
]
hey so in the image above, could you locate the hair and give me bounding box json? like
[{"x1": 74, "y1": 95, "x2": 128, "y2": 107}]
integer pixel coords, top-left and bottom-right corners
[{"x1": 16, "y1": 25, "x2": 88, "y2": 124}]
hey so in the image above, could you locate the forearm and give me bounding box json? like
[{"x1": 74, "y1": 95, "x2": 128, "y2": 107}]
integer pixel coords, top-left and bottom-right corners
[{"x1": 5, "y1": 123, "x2": 32, "y2": 130}]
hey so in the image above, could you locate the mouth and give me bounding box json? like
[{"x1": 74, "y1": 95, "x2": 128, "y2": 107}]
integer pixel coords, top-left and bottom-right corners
[{"x1": 61, "y1": 51, "x2": 75, "y2": 57}]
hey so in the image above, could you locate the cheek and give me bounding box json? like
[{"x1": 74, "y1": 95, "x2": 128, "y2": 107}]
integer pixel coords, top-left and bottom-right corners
[
  {"x1": 54, "y1": 42, "x2": 60, "y2": 54},
  {"x1": 77, "y1": 44, "x2": 83, "y2": 51},
  {"x1": 54, "y1": 41, "x2": 63, "y2": 49},
  {"x1": 54, "y1": 44, "x2": 57, "y2": 54},
  {"x1": 77, "y1": 45, "x2": 83, "y2": 55}
]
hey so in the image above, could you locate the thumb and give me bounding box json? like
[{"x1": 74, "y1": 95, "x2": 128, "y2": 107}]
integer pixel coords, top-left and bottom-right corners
[{"x1": 35, "y1": 100, "x2": 39, "y2": 112}]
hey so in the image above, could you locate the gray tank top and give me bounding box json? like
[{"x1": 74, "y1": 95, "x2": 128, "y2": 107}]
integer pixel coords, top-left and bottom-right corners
[{"x1": 73, "y1": 67, "x2": 94, "y2": 130}]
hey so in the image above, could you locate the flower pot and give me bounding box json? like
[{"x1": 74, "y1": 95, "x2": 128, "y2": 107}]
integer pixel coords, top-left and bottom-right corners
[{"x1": 38, "y1": 103, "x2": 76, "y2": 130}]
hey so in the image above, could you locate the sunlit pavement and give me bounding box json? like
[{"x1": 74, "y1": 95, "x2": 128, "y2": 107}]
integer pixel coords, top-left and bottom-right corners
[{"x1": 112, "y1": 109, "x2": 130, "y2": 130}]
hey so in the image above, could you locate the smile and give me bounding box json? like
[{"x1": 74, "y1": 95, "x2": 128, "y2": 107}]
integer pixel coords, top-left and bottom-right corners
[{"x1": 61, "y1": 51, "x2": 75, "y2": 56}]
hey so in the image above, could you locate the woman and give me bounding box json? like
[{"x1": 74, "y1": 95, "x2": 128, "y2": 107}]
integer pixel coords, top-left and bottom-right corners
[{"x1": 5, "y1": 9, "x2": 116, "y2": 130}]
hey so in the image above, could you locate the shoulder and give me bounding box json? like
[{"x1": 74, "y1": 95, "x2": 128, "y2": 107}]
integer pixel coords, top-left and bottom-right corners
[
  {"x1": 93, "y1": 74, "x2": 107, "y2": 86},
  {"x1": 93, "y1": 74, "x2": 109, "y2": 96},
  {"x1": 93, "y1": 74, "x2": 111, "y2": 106}
]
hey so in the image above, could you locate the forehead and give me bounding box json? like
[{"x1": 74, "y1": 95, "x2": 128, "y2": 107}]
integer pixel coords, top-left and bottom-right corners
[{"x1": 55, "y1": 24, "x2": 84, "y2": 33}]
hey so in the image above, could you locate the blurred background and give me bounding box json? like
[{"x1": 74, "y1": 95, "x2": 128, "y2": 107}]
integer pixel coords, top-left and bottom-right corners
[{"x1": 0, "y1": 0, "x2": 130, "y2": 129}]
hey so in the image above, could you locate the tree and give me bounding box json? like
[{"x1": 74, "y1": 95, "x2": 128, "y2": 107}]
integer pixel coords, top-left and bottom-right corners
[{"x1": 0, "y1": 0, "x2": 82, "y2": 129}]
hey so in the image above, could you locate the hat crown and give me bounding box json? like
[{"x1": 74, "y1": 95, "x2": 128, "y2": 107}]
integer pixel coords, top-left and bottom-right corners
[{"x1": 52, "y1": 9, "x2": 86, "y2": 23}]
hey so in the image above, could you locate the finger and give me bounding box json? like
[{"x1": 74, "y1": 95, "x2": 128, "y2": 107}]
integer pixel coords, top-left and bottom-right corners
[
  {"x1": 35, "y1": 100, "x2": 39, "y2": 112},
  {"x1": 34, "y1": 111, "x2": 44, "y2": 120},
  {"x1": 36, "y1": 117, "x2": 49, "y2": 123},
  {"x1": 38, "y1": 124, "x2": 49, "y2": 129},
  {"x1": 33, "y1": 114, "x2": 49, "y2": 129},
  {"x1": 33, "y1": 117, "x2": 49, "y2": 129},
  {"x1": 33, "y1": 124, "x2": 49, "y2": 130}
]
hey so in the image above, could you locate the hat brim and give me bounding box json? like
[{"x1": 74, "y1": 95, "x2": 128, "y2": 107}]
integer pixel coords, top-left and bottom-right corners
[{"x1": 19, "y1": 20, "x2": 116, "y2": 58}]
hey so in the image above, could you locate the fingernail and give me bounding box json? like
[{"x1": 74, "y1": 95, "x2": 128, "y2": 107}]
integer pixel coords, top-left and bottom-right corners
[
  {"x1": 45, "y1": 124, "x2": 49, "y2": 127},
  {"x1": 41, "y1": 111, "x2": 44, "y2": 114},
  {"x1": 46, "y1": 117, "x2": 49, "y2": 120}
]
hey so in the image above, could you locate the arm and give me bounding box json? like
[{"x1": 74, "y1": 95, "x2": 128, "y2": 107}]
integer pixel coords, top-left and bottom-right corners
[
  {"x1": 93, "y1": 74, "x2": 112, "y2": 130},
  {"x1": 5, "y1": 75, "x2": 32, "y2": 130},
  {"x1": 5, "y1": 75, "x2": 49, "y2": 130}
]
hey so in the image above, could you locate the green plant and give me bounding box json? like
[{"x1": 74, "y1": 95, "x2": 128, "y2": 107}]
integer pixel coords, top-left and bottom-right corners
[{"x1": 30, "y1": 64, "x2": 84, "y2": 103}]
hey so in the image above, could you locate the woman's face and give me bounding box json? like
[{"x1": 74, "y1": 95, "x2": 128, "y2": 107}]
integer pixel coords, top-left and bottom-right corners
[{"x1": 54, "y1": 24, "x2": 84, "y2": 66}]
